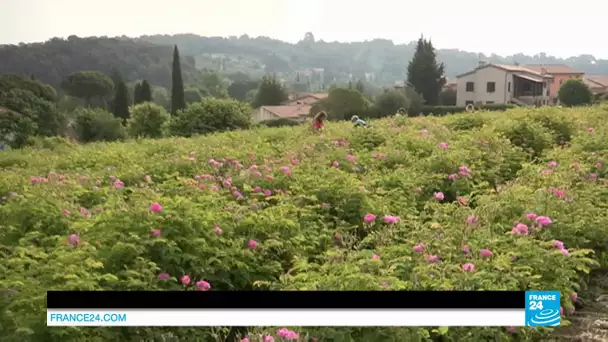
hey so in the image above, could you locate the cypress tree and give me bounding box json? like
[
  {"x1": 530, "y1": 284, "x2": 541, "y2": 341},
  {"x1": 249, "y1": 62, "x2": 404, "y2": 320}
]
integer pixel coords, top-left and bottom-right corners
[
  {"x1": 141, "y1": 80, "x2": 153, "y2": 102},
  {"x1": 171, "y1": 45, "x2": 186, "y2": 115},
  {"x1": 406, "y1": 36, "x2": 446, "y2": 105},
  {"x1": 133, "y1": 83, "x2": 143, "y2": 105},
  {"x1": 112, "y1": 73, "x2": 130, "y2": 122}
]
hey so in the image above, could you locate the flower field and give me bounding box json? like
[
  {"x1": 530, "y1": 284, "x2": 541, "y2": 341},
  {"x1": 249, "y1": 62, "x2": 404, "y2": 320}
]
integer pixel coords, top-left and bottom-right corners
[{"x1": 1, "y1": 105, "x2": 608, "y2": 341}]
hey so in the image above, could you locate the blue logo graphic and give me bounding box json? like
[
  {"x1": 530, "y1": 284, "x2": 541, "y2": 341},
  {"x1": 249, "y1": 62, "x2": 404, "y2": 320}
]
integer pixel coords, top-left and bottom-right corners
[{"x1": 525, "y1": 291, "x2": 561, "y2": 326}]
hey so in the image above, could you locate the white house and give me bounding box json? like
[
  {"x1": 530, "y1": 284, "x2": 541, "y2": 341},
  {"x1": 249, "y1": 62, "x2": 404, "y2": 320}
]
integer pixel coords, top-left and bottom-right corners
[{"x1": 456, "y1": 62, "x2": 553, "y2": 107}]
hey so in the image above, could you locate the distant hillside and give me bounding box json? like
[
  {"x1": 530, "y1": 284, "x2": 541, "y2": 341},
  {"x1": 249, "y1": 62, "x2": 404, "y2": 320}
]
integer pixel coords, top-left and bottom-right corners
[
  {"x1": 1, "y1": 33, "x2": 608, "y2": 90},
  {"x1": 138, "y1": 34, "x2": 608, "y2": 81},
  {"x1": 0, "y1": 36, "x2": 197, "y2": 88}
]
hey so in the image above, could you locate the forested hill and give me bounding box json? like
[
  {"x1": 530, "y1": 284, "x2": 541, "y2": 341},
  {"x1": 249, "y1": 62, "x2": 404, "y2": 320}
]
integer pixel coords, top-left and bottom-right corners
[
  {"x1": 1, "y1": 33, "x2": 607, "y2": 89},
  {"x1": 0, "y1": 36, "x2": 197, "y2": 88},
  {"x1": 139, "y1": 34, "x2": 608, "y2": 80}
]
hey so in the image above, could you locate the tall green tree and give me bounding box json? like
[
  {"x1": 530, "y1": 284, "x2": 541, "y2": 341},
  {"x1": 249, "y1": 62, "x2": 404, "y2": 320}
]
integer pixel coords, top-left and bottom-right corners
[
  {"x1": 310, "y1": 87, "x2": 369, "y2": 120},
  {"x1": 112, "y1": 73, "x2": 130, "y2": 122},
  {"x1": 227, "y1": 80, "x2": 260, "y2": 101},
  {"x1": 372, "y1": 89, "x2": 409, "y2": 118},
  {"x1": 0, "y1": 74, "x2": 57, "y2": 102},
  {"x1": 252, "y1": 75, "x2": 288, "y2": 107},
  {"x1": 140, "y1": 80, "x2": 153, "y2": 102},
  {"x1": 407, "y1": 37, "x2": 446, "y2": 105},
  {"x1": 109, "y1": 69, "x2": 122, "y2": 90},
  {"x1": 61, "y1": 71, "x2": 114, "y2": 107},
  {"x1": 171, "y1": 45, "x2": 186, "y2": 115},
  {"x1": 133, "y1": 83, "x2": 143, "y2": 105}
]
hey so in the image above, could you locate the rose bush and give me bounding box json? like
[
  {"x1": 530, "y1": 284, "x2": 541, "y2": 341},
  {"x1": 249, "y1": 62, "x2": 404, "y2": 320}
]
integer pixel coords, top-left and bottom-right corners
[{"x1": 1, "y1": 105, "x2": 607, "y2": 341}]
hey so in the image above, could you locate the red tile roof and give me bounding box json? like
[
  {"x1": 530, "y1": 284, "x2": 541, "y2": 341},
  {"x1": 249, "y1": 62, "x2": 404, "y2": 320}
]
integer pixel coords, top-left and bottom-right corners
[
  {"x1": 524, "y1": 64, "x2": 584, "y2": 75},
  {"x1": 456, "y1": 63, "x2": 553, "y2": 79},
  {"x1": 293, "y1": 92, "x2": 328, "y2": 100},
  {"x1": 261, "y1": 105, "x2": 312, "y2": 119},
  {"x1": 585, "y1": 76, "x2": 608, "y2": 87}
]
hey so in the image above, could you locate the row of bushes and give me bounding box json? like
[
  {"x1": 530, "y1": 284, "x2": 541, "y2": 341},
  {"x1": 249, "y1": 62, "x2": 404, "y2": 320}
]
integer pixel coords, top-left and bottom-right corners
[
  {"x1": 256, "y1": 104, "x2": 517, "y2": 129},
  {"x1": 258, "y1": 118, "x2": 303, "y2": 128},
  {"x1": 14, "y1": 98, "x2": 254, "y2": 145},
  {"x1": 419, "y1": 104, "x2": 516, "y2": 116}
]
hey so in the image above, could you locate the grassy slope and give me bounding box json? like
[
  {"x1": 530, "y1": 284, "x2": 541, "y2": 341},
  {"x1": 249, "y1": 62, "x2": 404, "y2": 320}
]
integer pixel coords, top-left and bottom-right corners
[{"x1": 1, "y1": 106, "x2": 608, "y2": 341}]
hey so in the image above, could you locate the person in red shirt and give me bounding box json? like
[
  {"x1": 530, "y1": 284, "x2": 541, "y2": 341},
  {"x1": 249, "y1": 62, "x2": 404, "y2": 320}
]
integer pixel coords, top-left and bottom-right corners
[{"x1": 312, "y1": 111, "x2": 326, "y2": 131}]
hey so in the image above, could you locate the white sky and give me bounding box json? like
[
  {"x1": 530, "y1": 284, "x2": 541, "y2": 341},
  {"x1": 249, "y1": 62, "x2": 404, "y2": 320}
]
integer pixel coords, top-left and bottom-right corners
[{"x1": 1, "y1": 0, "x2": 605, "y2": 58}]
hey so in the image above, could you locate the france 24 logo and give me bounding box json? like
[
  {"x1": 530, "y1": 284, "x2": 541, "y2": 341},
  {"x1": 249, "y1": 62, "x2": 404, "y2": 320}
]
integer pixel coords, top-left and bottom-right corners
[{"x1": 525, "y1": 291, "x2": 561, "y2": 327}]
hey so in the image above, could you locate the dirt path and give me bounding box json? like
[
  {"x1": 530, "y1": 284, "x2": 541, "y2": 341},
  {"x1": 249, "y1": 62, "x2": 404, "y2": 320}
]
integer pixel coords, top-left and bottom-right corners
[{"x1": 552, "y1": 271, "x2": 608, "y2": 341}]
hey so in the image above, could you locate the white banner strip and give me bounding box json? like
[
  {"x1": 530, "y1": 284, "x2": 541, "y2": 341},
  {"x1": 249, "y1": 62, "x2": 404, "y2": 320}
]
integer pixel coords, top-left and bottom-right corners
[{"x1": 47, "y1": 309, "x2": 525, "y2": 326}]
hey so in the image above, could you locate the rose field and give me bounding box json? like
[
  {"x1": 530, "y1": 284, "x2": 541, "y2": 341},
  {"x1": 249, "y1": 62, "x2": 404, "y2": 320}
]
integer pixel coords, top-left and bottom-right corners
[{"x1": 1, "y1": 105, "x2": 608, "y2": 341}]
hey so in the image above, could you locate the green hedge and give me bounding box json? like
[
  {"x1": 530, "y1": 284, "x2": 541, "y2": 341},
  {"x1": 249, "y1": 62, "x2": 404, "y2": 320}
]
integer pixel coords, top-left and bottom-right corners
[
  {"x1": 259, "y1": 118, "x2": 303, "y2": 127},
  {"x1": 420, "y1": 104, "x2": 516, "y2": 116}
]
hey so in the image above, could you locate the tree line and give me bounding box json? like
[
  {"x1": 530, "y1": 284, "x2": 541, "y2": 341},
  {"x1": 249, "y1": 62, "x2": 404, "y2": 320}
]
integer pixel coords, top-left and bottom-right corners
[
  {"x1": 0, "y1": 44, "x2": 251, "y2": 149},
  {"x1": 4, "y1": 34, "x2": 608, "y2": 94},
  {"x1": 1, "y1": 37, "x2": 597, "y2": 150},
  {"x1": 0, "y1": 37, "x2": 468, "y2": 149}
]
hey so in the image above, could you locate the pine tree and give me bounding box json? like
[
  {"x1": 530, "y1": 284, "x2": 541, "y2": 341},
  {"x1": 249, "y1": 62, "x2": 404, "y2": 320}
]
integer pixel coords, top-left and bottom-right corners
[
  {"x1": 171, "y1": 45, "x2": 186, "y2": 115},
  {"x1": 133, "y1": 83, "x2": 143, "y2": 105},
  {"x1": 406, "y1": 36, "x2": 446, "y2": 105},
  {"x1": 141, "y1": 80, "x2": 153, "y2": 102},
  {"x1": 112, "y1": 73, "x2": 130, "y2": 122}
]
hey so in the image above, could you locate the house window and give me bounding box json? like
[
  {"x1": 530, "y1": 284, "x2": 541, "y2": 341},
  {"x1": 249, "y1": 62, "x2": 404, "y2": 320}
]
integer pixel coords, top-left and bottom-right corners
[
  {"x1": 508, "y1": 82, "x2": 511, "y2": 92},
  {"x1": 486, "y1": 101, "x2": 494, "y2": 104},
  {"x1": 466, "y1": 82, "x2": 474, "y2": 92},
  {"x1": 465, "y1": 101, "x2": 474, "y2": 106},
  {"x1": 486, "y1": 82, "x2": 496, "y2": 93}
]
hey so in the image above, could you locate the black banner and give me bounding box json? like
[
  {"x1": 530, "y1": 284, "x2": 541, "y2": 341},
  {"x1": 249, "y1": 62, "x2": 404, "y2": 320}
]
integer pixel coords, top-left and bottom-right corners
[{"x1": 47, "y1": 291, "x2": 524, "y2": 309}]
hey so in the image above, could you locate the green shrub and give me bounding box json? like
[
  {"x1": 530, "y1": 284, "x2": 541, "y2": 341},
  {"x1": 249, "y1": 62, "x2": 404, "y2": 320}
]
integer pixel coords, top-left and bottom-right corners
[
  {"x1": 420, "y1": 105, "x2": 466, "y2": 116},
  {"x1": 0, "y1": 111, "x2": 37, "y2": 149},
  {"x1": 371, "y1": 90, "x2": 410, "y2": 118},
  {"x1": 73, "y1": 108, "x2": 127, "y2": 143},
  {"x1": 0, "y1": 88, "x2": 66, "y2": 137},
  {"x1": 480, "y1": 103, "x2": 516, "y2": 111},
  {"x1": 0, "y1": 74, "x2": 57, "y2": 102},
  {"x1": 260, "y1": 118, "x2": 302, "y2": 127},
  {"x1": 447, "y1": 114, "x2": 487, "y2": 131},
  {"x1": 127, "y1": 102, "x2": 170, "y2": 139},
  {"x1": 169, "y1": 98, "x2": 252, "y2": 137},
  {"x1": 558, "y1": 79, "x2": 592, "y2": 107},
  {"x1": 421, "y1": 104, "x2": 515, "y2": 116},
  {"x1": 496, "y1": 119, "x2": 555, "y2": 159},
  {"x1": 528, "y1": 109, "x2": 576, "y2": 145},
  {"x1": 349, "y1": 126, "x2": 386, "y2": 150},
  {"x1": 25, "y1": 136, "x2": 76, "y2": 151}
]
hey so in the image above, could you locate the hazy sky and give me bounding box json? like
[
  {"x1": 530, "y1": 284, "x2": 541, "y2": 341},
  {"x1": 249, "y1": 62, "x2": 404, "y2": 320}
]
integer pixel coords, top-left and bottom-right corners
[{"x1": 2, "y1": 0, "x2": 606, "y2": 59}]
